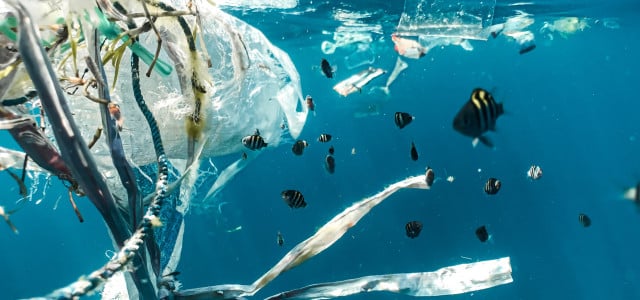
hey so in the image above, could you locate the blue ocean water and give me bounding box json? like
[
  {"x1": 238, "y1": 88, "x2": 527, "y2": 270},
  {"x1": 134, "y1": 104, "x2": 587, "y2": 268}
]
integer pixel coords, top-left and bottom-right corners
[{"x1": 1, "y1": 0, "x2": 639, "y2": 299}]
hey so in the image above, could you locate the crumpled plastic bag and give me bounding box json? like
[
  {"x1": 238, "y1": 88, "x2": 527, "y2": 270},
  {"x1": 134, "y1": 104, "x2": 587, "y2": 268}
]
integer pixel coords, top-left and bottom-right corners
[{"x1": 54, "y1": 1, "x2": 307, "y2": 201}]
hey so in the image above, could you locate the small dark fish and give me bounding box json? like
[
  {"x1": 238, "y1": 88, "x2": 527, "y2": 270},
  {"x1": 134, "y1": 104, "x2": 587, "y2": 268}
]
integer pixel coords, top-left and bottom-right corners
[
  {"x1": 410, "y1": 142, "x2": 419, "y2": 161},
  {"x1": 519, "y1": 42, "x2": 536, "y2": 55},
  {"x1": 241, "y1": 152, "x2": 247, "y2": 160},
  {"x1": 242, "y1": 129, "x2": 268, "y2": 150},
  {"x1": 394, "y1": 112, "x2": 414, "y2": 129},
  {"x1": 318, "y1": 133, "x2": 332, "y2": 143},
  {"x1": 452, "y1": 88, "x2": 504, "y2": 148},
  {"x1": 484, "y1": 178, "x2": 501, "y2": 195},
  {"x1": 475, "y1": 225, "x2": 489, "y2": 242},
  {"x1": 281, "y1": 190, "x2": 307, "y2": 209},
  {"x1": 328, "y1": 145, "x2": 335, "y2": 155},
  {"x1": 578, "y1": 213, "x2": 591, "y2": 227},
  {"x1": 305, "y1": 95, "x2": 315, "y2": 112},
  {"x1": 321, "y1": 58, "x2": 333, "y2": 78},
  {"x1": 405, "y1": 221, "x2": 423, "y2": 239},
  {"x1": 425, "y1": 166, "x2": 435, "y2": 188},
  {"x1": 325, "y1": 154, "x2": 335, "y2": 174},
  {"x1": 277, "y1": 231, "x2": 284, "y2": 246},
  {"x1": 292, "y1": 140, "x2": 308, "y2": 156}
]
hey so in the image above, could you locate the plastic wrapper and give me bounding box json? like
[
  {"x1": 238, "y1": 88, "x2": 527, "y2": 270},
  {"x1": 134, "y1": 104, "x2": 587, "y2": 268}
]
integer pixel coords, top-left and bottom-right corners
[
  {"x1": 333, "y1": 67, "x2": 386, "y2": 97},
  {"x1": 265, "y1": 257, "x2": 513, "y2": 299}
]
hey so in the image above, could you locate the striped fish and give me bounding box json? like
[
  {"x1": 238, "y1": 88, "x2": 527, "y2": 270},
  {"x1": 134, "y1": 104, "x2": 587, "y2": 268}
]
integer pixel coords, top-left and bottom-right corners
[
  {"x1": 578, "y1": 213, "x2": 591, "y2": 227},
  {"x1": 425, "y1": 167, "x2": 435, "y2": 188},
  {"x1": 318, "y1": 133, "x2": 332, "y2": 143},
  {"x1": 281, "y1": 190, "x2": 307, "y2": 208},
  {"x1": 291, "y1": 140, "x2": 308, "y2": 156},
  {"x1": 325, "y1": 154, "x2": 335, "y2": 174},
  {"x1": 405, "y1": 221, "x2": 422, "y2": 239},
  {"x1": 453, "y1": 88, "x2": 504, "y2": 148},
  {"x1": 394, "y1": 112, "x2": 414, "y2": 129},
  {"x1": 242, "y1": 129, "x2": 268, "y2": 150},
  {"x1": 484, "y1": 178, "x2": 501, "y2": 195}
]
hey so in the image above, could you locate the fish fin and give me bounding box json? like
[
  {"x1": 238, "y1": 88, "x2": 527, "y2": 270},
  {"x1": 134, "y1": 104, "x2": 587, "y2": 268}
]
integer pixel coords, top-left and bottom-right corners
[
  {"x1": 477, "y1": 136, "x2": 494, "y2": 148},
  {"x1": 497, "y1": 102, "x2": 505, "y2": 116},
  {"x1": 623, "y1": 187, "x2": 638, "y2": 201}
]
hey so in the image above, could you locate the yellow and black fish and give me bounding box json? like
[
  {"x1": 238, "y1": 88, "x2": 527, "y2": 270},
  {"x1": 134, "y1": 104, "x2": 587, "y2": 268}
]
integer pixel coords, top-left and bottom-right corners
[
  {"x1": 321, "y1": 59, "x2": 333, "y2": 78},
  {"x1": 318, "y1": 133, "x2": 332, "y2": 143},
  {"x1": 425, "y1": 166, "x2": 435, "y2": 188},
  {"x1": 281, "y1": 190, "x2": 307, "y2": 208},
  {"x1": 578, "y1": 213, "x2": 591, "y2": 227},
  {"x1": 484, "y1": 178, "x2": 501, "y2": 195},
  {"x1": 277, "y1": 231, "x2": 284, "y2": 246},
  {"x1": 453, "y1": 88, "x2": 504, "y2": 148},
  {"x1": 410, "y1": 142, "x2": 419, "y2": 161},
  {"x1": 405, "y1": 221, "x2": 422, "y2": 239},
  {"x1": 242, "y1": 129, "x2": 268, "y2": 150},
  {"x1": 394, "y1": 112, "x2": 414, "y2": 129},
  {"x1": 475, "y1": 225, "x2": 489, "y2": 242},
  {"x1": 325, "y1": 154, "x2": 335, "y2": 174},
  {"x1": 292, "y1": 140, "x2": 308, "y2": 156}
]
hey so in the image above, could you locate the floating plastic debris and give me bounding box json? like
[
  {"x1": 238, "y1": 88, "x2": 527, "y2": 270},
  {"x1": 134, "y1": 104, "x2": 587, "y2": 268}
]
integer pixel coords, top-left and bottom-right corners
[
  {"x1": 264, "y1": 257, "x2": 513, "y2": 299},
  {"x1": 333, "y1": 67, "x2": 386, "y2": 96},
  {"x1": 540, "y1": 17, "x2": 590, "y2": 40},
  {"x1": 396, "y1": 0, "x2": 497, "y2": 40}
]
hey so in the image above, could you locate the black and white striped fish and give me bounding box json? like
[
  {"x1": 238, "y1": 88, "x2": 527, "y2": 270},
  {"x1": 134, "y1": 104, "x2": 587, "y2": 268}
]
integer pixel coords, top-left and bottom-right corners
[
  {"x1": 578, "y1": 213, "x2": 591, "y2": 227},
  {"x1": 242, "y1": 129, "x2": 268, "y2": 150},
  {"x1": 484, "y1": 178, "x2": 501, "y2": 195},
  {"x1": 318, "y1": 133, "x2": 332, "y2": 143},
  {"x1": 453, "y1": 88, "x2": 504, "y2": 148},
  {"x1": 405, "y1": 221, "x2": 422, "y2": 239},
  {"x1": 292, "y1": 140, "x2": 308, "y2": 156},
  {"x1": 394, "y1": 112, "x2": 414, "y2": 129},
  {"x1": 281, "y1": 190, "x2": 307, "y2": 208},
  {"x1": 425, "y1": 166, "x2": 435, "y2": 188},
  {"x1": 325, "y1": 154, "x2": 335, "y2": 174}
]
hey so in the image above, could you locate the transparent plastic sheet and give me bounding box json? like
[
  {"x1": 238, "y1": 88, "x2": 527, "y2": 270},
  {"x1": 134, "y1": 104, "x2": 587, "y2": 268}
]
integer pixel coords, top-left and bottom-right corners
[
  {"x1": 54, "y1": 0, "x2": 306, "y2": 206},
  {"x1": 217, "y1": 0, "x2": 298, "y2": 10},
  {"x1": 264, "y1": 257, "x2": 513, "y2": 299},
  {"x1": 396, "y1": 0, "x2": 496, "y2": 40}
]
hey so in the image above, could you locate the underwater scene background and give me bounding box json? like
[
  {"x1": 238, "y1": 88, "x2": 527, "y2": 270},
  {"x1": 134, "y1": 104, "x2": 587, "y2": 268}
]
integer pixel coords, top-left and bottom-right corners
[{"x1": 1, "y1": 0, "x2": 639, "y2": 299}]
